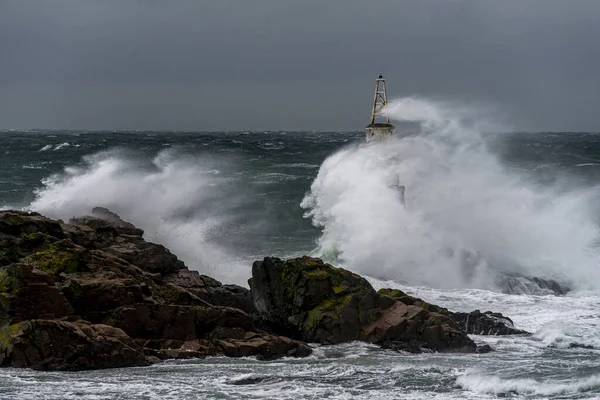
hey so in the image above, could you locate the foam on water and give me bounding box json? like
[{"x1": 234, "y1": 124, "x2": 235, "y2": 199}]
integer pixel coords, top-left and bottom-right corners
[
  {"x1": 457, "y1": 370, "x2": 600, "y2": 397},
  {"x1": 54, "y1": 142, "x2": 70, "y2": 150},
  {"x1": 302, "y1": 98, "x2": 600, "y2": 291}
]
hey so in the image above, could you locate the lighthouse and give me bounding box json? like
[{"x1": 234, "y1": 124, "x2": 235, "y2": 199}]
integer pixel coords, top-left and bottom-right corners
[{"x1": 365, "y1": 73, "x2": 394, "y2": 142}]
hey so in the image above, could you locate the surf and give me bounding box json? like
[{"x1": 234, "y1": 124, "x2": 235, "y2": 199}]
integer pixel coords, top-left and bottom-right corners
[{"x1": 302, "y1": 98, "x2": 600, "y2": 292}]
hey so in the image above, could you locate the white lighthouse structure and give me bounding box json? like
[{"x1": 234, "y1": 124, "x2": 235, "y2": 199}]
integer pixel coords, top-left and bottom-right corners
[{"x1": 365, "y1": 73, "x2": 394, "y2": 142}]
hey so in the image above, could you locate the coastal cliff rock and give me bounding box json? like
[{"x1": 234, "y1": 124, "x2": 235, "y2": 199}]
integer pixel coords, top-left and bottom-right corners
[
  {"x1": 249, "y1": 256, "x2": 477, "y2": 353},
  {"x1": 0, "y1": 209, "x2": 308, "y2": 370},
  {"x1": 0, "y1": 208, "x2": 528, "y2": 370}
]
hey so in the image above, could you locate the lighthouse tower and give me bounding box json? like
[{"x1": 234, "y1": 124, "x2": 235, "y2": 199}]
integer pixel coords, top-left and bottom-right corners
[{"x1": 365, "y1": 73, "x2": 394, "y2": 142}]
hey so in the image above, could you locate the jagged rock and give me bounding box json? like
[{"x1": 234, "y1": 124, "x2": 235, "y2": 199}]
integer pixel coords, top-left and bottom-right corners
[
  {"x1": 60, "y1": 276, "x2": 149, "y2": 323},
  {"x1": 378, "y1": 288, "x2": 529, "y2": 336},
  {"x1": 0, "y1": 319, "x2": 148, "y2": 370},
  {"x1": 69, "y1": 208, "x2": 144, "y2": 237},
  {"x1": 105, "y1": 304, "x2": 310, "y2": 359},
  {"x1": 68, "y1": 210, "x2": 183, "y2": 275},
  {"x1": 105, "y1": 304, "x2": 254, "y2": 340},
  {"x1": 215, "y1": 332, "x2": 312, "y2": 360},
  {"x1": 377, "y1": 288, "x2": 449, "y2": 315},
  {"x1": 0, "y1": 211, "x2": 64, "y2": 241},
  {"x1": 249, "y1": 256, "x2": 477, "y2": 353},
  {"x1": 452, "y1": 310, "x2": 528, "y2": 335},
  {"x1": 0, "y1": 263, "x2": 73, "y2": 325},
  {"x1": 0, "y1": 212, "x2": 65, "y2": 267},
  {"x1": 164, "y1": 269, "x2": 255, "y2": 313},
  {"x1": 102, "y1": 241, "x2": 185, "y2": 275},
  {"x1": 0, "y1": 209, "x2": 311, "y2": 370},
  {"x1": 476, "y1": 344, "x2": 493, "y2": 353},
  {"x1": 21, "y1": 239, "x2": 91, "y2": 280},
  {"x1": 497, "y1": 274, "x2": 570, "y2": 295}
]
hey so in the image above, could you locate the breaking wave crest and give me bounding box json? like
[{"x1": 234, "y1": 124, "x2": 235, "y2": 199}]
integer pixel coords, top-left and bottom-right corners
[
  {"x1": 457, "y1": 370, "x2": 600, "y2": 397},
  {"x1": 301, "y1": 98, "x2": 600, "y2": 291},
  {"x1": 28, "y1": 148, "x2": 251, "y2": 285}
]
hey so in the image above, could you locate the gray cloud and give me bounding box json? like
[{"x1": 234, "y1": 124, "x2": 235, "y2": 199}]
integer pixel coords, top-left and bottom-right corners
[{"x1": 1, "y1": 0, "x2": 599, "y2": 131}]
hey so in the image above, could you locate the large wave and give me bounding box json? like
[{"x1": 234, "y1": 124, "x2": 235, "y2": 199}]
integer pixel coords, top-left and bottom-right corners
[
  {"x1": 301, "y1": 98, "x2": 600, "y2": 291},
  {"x1": 28, "y1": 147, "x2": 253, "y2": 285}
]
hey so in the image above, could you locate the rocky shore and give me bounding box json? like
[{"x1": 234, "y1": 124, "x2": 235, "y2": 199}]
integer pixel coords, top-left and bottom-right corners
[{"x1": 0, "y1": 209, "x2": 528, "y2": 370}]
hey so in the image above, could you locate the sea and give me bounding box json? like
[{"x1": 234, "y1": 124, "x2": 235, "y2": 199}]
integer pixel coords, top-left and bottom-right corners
[{"x1": 0, "y1": 98, "x2": 599, "y2": 399}]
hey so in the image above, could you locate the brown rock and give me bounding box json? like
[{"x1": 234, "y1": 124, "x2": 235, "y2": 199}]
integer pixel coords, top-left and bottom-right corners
[
  {"x1": 0, "y1": 263, "x2": 73, "y2": 325},
  {"x1": 0, "y1": 319, "x2": 148, "y2": 370},
  {"x1": 164, "y1": 269, "x2": 255, "y2": 313},
  {"x1": 250, "y1": 256, "x2": 477, "y2": 352}
]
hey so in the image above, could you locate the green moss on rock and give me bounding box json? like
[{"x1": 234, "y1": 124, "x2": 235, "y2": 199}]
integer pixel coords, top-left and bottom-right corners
[
  {"x1": 305, "y1": 294, "x2": 353, "y2": 330},
  {"x1": 22, "y1": 242, "x2": 89, "y2": 279},
  {"x1": 0, "y1": 270, "x2": 11, "y2": 293},
  {"x1": 0, "y1": 324, "x2": 19, "y2": 346},
  {"x1": 7, "y1": 215, "x2": 24, "y2": 226}
]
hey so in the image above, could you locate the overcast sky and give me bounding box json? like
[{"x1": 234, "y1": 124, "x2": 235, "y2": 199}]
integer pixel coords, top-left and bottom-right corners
[{"x1": 1, "y1": 1, "x2": 599, "y2": 131}]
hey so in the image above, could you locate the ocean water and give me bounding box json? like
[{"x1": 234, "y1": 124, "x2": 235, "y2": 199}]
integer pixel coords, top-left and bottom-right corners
[{"x1": 1, "y1": 99, "x2": 600, "y2": 398}]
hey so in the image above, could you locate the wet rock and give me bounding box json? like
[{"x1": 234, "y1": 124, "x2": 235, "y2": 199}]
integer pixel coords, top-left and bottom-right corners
[
  {"x1": 249, "y1": 256, "x2": 476, "y2": 353},
  {"x1": 105, "y1": 304, "x2": 255, "y2": 341},
  {"x1": 164, "y1": 269, "x2": 255, "y2": 313},
  {"x1": 0, "y1": 263, "x2": 73, "y2": 325},
  {"x1": 215, "y1": 332, "x2": 312, "y2": 360},
  {"x1": 69, "y1": 208, "x2": 144, "y2": 237},
  {"x1": 378, "y1": 288, "x2": 529, "y2": 336},
  {"x1": 0, "y1": 319, "x2": 148, "y2": 370},
  {"x1": 377, "y1": 288, "x2": 449, "y2": 315},
  {"x1": 497, "y1": 274, "x2": 570, "y2": 296},
  {"x1": 0, "y1": 209, "x2": 313, "y2": 369},
  {"x1": 21, "y1": 239, "x2": 91, "y2": 280},
  {"x1": 452, "y1": 310, "x2": 528, "y2": 335},
  {"x1": 0, "y1": 211, "x2": 64, "y2": 241},
  {"x1": 476, "y1": 344, "x2": 493, "y2": 353}
]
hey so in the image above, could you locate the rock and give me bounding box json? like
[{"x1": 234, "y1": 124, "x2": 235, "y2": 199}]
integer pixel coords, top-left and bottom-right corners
[
  {"x1": 69, "y1": 208, "x2": 144, "y2": 237},
  {"x1": 21, "y1": 239, "x2": 91, "y2": 280},
  {"x1": 476, "y1": 344, "x2": 493, "y2": 354},
  {"x1": 102, "y1": 242, "x2": 185, "y2": 275},
  {"x1": 164, "y1": 269, "x2": 255, "y2": 313},
  {"x1": 0, "y1": 209, "x2": 312, "y2": 370},
  {"x1": 105, "y1": 304, "x2": 310, "y2": 360},
  {"x1": 105, "y1": 304, "x2": 254, "y2": 340},
  {"x1": 215, "y1": 332, "x2": 312, "y2": 360},
  {"x1": 0, "y1": 211, "x2": 64, "y2": 241},
  {"x1": 452, "y1": 310, "x2": 528, "y2": 335},
  {"x1": 377, "y1": 288, "x2": 449, "y2": 315},
  {"x1": 0, "y1": 263, "x2": 73, "y2": 325},
  {"x1": 497, "y1": 274, "x2": 570, "y2": 296},
  {"x1": 378, "y1": 288, "x2": 529, "y2": 336},
  {"x1": 0, "y1": 319, "x2": 148, "y2": 370},
  {"x1": 60, "y1": 276, "x2": 149, "y2": 323},
  {"x1": 249, "y1": 256, "x2": 476, "y2": 353}
]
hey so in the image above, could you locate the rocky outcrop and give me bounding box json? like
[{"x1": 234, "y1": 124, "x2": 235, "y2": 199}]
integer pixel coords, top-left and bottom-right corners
[
  {"x1": 0, "y1": 320, "x2": 148, "y2": 370},
  {"x1": 163, "y1": 269, "x2": 255, "y2": 313},
  {"x1": 0, "y1": 209, "x2": 309, "y2": 371},
  {"x1": 0, "y1": 263, "x2": 73, "y2": 325},
  {"x1": 0, "y1": 208, "x2": 528, "y2": 370},
  {"x1": 451, "y1": 310, "x2": 528, "y2": 335},
  {"x1": 497, "y1": 274, "x2": 570, "y2": 296},
  {"x1": 377, "y1": 288, "x2": 528, "y2": 336},
  {"x1": 249, "y1": 256, "x2": 477, "y2": 353}
]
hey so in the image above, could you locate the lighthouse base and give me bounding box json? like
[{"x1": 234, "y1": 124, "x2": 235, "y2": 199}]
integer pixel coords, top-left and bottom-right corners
[{"x1": 365, "y1": 123, "x2": 394, "y2": 142}]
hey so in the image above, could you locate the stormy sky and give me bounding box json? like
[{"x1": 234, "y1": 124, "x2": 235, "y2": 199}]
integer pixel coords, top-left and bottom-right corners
[{"x1": 1, "y1": 1, "x2": 599, "y2": 131}]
